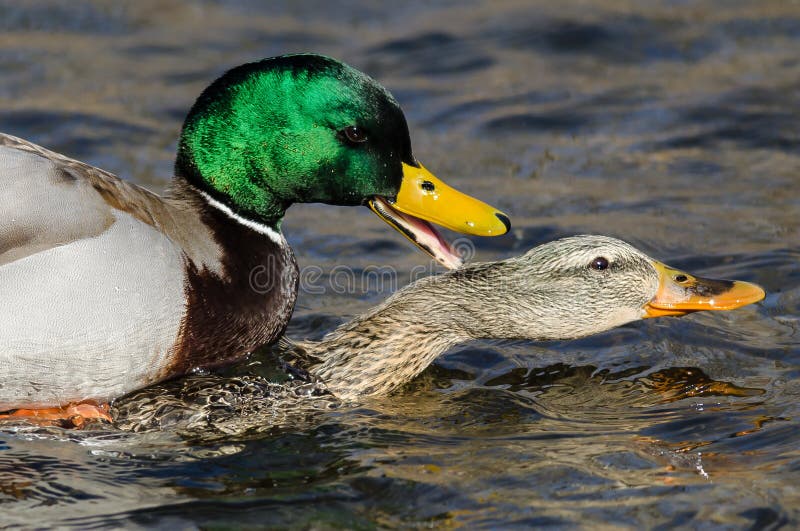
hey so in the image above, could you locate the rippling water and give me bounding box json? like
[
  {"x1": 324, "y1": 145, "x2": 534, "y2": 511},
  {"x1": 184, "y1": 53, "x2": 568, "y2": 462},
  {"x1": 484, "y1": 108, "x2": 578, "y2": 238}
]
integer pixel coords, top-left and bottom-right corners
[{"x1": 1, "y1": 0, "x2": 799, "y2": 527}]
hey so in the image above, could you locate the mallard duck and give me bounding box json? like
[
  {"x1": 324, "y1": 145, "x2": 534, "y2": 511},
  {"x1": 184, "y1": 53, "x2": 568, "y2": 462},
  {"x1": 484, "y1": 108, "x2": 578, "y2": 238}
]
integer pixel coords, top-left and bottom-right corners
[
  {"x1": 0, "y1": 54, "x2": 509, "y2": 424},
  {"x1": 114, "y1": 235, "x2": 764, "y2": 433},
  {"x1": 291, "y1": 235, "x2": 765, "y2": 399}
]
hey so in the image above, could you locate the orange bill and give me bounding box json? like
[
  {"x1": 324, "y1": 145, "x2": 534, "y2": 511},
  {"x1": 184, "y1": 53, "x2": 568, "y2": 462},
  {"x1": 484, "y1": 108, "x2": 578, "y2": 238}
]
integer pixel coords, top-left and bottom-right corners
[{"x1": 643, "y1": 261, "x2": 765, "y2": 318}]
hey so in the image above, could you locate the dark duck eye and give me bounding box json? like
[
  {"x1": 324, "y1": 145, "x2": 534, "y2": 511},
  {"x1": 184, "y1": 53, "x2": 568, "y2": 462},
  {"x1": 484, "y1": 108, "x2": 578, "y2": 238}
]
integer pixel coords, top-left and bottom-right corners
[
  {"x1": 590, "y1": 256, "x2": 609, "y2": 271},
  {"x1": 341, "y1": 125, "x2": 368, "y2": 144}
]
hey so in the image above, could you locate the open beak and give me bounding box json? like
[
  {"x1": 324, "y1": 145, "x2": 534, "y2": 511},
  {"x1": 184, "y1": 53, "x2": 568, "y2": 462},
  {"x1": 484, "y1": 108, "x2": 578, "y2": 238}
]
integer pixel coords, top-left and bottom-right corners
[
  {"x1": 368, "y1": 162, "x2": 510, "y2": 269},
  {"x1": 643, "y1": 261, "x2": 765, "y2": 318}
]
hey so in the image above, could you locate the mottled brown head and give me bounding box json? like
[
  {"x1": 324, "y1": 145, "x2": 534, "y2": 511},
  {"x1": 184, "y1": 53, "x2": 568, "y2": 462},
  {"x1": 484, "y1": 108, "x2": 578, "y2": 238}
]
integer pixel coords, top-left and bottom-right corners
[{"x1": 482, "y1": 235, "x2": 765, "y2": 340}]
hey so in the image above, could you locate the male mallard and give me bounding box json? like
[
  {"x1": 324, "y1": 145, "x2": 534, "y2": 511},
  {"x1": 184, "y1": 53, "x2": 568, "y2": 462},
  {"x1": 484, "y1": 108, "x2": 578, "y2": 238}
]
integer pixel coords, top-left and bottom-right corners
[
  {"x1": 0, "y1": 54, "x2": 509, "y2": 423},
  {"x1": 115, "y1": 235, "x2": 764, "y2": 433}
]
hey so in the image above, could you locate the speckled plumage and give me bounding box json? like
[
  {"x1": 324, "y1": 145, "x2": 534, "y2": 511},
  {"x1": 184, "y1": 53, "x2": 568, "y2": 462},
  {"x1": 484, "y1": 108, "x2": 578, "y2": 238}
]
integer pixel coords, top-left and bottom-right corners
[{"x1": 302, "y1": 235, "x2": 660, "y2": 399}]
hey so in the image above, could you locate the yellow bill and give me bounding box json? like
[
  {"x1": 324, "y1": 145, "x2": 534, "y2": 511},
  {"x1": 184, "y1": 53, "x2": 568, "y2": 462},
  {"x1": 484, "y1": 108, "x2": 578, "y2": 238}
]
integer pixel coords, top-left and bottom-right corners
[{"x1": 368, "y1": 162, "x2": 510, "y2": 269}]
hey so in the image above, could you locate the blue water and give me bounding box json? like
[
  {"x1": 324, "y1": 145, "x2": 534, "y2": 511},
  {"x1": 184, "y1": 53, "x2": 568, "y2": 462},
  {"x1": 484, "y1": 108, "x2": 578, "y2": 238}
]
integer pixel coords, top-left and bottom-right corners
[{"x1": 0, "y1": 1, "x2": 798, "y2": 527}]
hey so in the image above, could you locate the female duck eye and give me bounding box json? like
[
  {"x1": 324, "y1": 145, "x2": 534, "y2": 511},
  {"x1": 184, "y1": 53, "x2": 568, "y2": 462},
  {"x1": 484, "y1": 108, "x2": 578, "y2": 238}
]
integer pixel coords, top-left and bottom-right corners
[
  {"x1": 341, "y1": 125, "x2": 367, "y2": 144},
  {"x1": 590, "y1": 257, "x2": 609, "y2": 271}
]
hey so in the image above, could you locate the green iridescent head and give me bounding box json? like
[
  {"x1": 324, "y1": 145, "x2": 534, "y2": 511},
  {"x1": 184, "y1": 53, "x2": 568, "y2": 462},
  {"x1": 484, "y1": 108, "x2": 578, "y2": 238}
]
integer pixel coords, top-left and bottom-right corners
[
  {"x1": 176, "y1": 54, "x2": 412, "y2": 226},
  {"x1": 176, "y1": 54, "x2": 510, "y2": 268}
]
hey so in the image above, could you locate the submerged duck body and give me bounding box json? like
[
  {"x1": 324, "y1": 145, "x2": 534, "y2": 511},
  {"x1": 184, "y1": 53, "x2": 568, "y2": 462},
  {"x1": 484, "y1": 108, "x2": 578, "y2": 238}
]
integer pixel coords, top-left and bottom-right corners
[{"x1": 0, "y1": 54, "x2": 509, "y2": 417}]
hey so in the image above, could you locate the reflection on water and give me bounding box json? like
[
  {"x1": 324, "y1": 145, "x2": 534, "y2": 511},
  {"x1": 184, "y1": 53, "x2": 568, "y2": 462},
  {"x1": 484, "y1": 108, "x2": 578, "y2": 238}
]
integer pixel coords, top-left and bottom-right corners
[{"x1": 1, "y1": 0, "x2": 799, "y2": 528}]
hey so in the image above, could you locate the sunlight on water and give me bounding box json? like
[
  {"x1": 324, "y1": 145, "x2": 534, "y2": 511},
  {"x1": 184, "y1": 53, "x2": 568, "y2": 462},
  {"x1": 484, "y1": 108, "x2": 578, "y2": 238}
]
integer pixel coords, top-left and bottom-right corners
[{"x1": 0, "y1": 0, "x2": 798, "y2": 527}]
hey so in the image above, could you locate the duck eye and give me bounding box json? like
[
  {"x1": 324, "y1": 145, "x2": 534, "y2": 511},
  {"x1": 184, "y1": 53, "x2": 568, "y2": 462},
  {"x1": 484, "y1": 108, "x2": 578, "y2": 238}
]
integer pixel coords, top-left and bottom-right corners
[
  {"x1": 674, "y1": 274, "x2": 688, "y2": 283},
  {"x1": 421, "y1": 180, "x2": 435, "y2": 192},
  {"x1": 590, "y1": 257, "x2": 609, "y2": 271},
  {"x1": 341, "y1": 125, "x2": 368, "y2": 144}
]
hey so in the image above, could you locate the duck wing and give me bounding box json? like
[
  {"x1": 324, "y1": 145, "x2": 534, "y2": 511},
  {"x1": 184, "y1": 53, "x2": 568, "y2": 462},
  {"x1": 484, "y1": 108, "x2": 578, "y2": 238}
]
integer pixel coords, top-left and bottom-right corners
[
  {"x1": 0, "y1": 133, "x2": 181, "y2": 264},
  {"x1": 0, "y1": 133, "x2": 191, "y2": 409}
]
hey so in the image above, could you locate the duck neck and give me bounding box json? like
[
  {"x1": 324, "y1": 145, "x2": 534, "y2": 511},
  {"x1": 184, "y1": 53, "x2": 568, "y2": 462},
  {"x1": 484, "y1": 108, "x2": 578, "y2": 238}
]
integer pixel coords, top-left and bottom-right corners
[
  {"x1": 307, "y1": 261, "x2": 525, "y2": 400},
  {"x1": 173, "y1": 151, "x2": 287, "y2": 230},
  {"x1": 163, "y1": 179, "x2": 299, "y2": 373}
]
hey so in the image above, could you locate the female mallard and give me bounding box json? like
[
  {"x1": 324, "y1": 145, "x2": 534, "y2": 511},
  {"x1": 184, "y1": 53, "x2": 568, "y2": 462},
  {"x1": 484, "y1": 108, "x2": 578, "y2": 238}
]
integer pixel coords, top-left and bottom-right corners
[
  {"x1": 115, "y1": 235, "x2": 764, "y2": 433},
  {"x1": 301, "y1": 235, "x2": 764, "y2": 399},
  {"x1": 0, "y1": 54, "x2": 509, "y2": 423}
]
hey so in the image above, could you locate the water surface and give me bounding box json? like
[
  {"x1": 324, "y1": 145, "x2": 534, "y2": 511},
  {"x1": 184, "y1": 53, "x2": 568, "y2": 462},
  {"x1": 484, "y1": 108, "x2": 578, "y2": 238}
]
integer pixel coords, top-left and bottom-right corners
[{"x1": 1, "y1": 0, "x2": 798, "y2": 528}]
